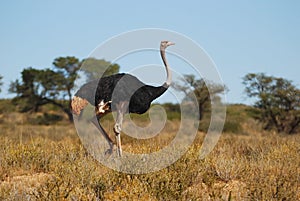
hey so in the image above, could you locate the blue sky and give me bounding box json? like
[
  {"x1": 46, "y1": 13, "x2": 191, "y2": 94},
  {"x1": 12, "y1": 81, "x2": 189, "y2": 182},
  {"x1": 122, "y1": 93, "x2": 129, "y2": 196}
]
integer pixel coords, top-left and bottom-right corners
[{"x1": 1, "y1": 1, "x2": 300, "y2": 104}]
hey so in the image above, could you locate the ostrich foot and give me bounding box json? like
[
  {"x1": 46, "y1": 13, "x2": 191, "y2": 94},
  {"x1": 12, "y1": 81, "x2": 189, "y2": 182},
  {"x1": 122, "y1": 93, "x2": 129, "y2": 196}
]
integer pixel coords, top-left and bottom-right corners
[
  {"x1": 104, "y1": 143, "x2": 116, "y2": 156},
  {"x1": 105, "y1": 148, "x2": 113, "y2": 155}
]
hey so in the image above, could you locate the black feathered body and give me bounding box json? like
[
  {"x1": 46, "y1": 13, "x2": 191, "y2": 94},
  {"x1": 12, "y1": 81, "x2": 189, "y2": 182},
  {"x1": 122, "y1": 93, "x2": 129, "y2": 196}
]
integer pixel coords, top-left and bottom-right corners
[{"x1": 74, "y1": 73, "x2": 168, "y2": 114}]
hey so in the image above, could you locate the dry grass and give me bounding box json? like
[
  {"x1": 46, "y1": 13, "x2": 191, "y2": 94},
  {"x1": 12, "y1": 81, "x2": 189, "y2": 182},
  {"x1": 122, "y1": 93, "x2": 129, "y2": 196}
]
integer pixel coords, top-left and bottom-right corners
[{"x1": 0, "y1": 121, "x2": 299, "y2": 200}]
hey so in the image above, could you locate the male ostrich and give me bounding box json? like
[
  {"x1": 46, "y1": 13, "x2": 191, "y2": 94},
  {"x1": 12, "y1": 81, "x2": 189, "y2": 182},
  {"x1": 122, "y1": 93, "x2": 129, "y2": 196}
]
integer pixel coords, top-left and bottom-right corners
[{"x1": 71, "y1": 41, "x2": 174, "y2": 157}]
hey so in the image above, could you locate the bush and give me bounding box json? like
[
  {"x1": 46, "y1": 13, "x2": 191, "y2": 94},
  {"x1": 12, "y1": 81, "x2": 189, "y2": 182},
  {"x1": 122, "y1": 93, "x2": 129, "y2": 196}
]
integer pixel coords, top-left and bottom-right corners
[
  {"x1": 198, "y1": 104, "x2": 251, "y2": 134},
  {"x1": 31, "y1": 113, "x2": 63, "y2": 125},
  {"x1": 0, "y1": 99, "x2": 17, "y2": 113},
  {"x1": 223, "y1": 118, "x2": 242, "y2": 133}
]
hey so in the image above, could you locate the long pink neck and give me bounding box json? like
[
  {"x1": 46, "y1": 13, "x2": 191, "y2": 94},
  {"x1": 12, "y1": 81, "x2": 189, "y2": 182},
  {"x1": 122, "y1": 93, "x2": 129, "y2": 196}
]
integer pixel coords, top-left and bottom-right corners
[{"x1": 160, "y1": 48, "x2": 172, "y2": 87}]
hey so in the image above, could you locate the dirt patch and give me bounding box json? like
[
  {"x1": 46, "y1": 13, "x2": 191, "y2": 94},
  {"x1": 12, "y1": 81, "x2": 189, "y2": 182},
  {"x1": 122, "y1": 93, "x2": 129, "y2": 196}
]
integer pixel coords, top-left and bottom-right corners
[
  {"x1": 0, "y1": 172, "x2": 53, "y2": 197},
  {"x1": 183, "y1": 179, "x2": 248, "y2": 200}
]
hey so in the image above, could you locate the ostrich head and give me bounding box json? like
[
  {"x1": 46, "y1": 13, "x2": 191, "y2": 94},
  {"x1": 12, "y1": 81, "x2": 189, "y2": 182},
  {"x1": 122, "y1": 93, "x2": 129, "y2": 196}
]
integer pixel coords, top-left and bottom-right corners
[{"x1": 160, "y1": 41, "x2": 175, "y2": 50}]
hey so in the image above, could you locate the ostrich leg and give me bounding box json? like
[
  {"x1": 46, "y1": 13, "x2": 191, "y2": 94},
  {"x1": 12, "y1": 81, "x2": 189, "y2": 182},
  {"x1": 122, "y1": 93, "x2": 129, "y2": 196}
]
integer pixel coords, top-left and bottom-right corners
[
  {"x1": 114, "y1": 102, "x2": 128, "y2": 157},
  {"x1": 90, "y1": 115, "x2": 115, "y2": 155}
]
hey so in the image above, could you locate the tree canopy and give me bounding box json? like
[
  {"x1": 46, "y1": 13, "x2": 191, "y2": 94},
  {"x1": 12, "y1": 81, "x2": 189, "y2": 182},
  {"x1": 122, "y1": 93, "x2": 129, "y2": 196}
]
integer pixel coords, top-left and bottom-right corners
[
  {"x1": 80, "y1": 58, "x2": 120, "y2": 80},
  {"x1": 9, "y1": 57, "x2": 119, "y2": 122},
  {"x1": 172, "y1": 74, "x2": 227, "y2": 120},
  {"x1": 243, "y1": 73, "x2": 300, "y2": 134}
]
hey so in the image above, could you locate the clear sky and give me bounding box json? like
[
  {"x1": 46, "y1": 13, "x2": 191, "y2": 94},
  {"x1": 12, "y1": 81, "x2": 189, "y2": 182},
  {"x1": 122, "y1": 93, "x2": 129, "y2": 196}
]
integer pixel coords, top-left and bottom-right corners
[{"x1": 1, "y1": 1, "x2": 300, "y2": 104}]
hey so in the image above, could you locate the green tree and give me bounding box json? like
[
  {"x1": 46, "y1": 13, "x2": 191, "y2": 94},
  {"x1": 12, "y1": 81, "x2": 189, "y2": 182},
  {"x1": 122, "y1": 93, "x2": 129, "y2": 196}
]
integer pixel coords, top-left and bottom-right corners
[
  {"x1": 243, "y1": 73, "x2": 300, "y2": 134},
  {"x1": 10, "y1": 56, "x2": 81, "y2": 121},
  {"x1": 52, "y1": 56, "x2": 81, "y2": 102},
  {"x1": 0, "y1": 75, "x2": 3, "y2": 93},
  {"x1": 80, "y1": 58, "x2": 120, "y2": 80},
  {"x1": 10, "y1": 67, "x2": 42, "y2": 112},
  {"x1": 9, "y1": 67, "x2": 66, "y2": 113},
  {"x1": 10, "y1": 57, "x2": 120, "y2": 123},
  {"x1": 172, "y1": 74, "x2": 226, "y2": 120}
]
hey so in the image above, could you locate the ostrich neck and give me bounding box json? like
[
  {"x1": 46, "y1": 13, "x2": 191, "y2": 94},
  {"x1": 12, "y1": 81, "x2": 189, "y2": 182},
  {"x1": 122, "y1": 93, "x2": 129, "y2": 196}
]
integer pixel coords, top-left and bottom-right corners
[{"x1": 160, "y1": 48, "x2": 172, "y2": 87}]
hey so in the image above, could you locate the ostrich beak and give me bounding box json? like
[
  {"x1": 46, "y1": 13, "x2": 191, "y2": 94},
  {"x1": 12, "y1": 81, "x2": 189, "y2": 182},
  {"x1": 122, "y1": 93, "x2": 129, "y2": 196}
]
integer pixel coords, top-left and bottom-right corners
[{"x1": 167, "y1": 41, "x2": 175, "y2": 46}]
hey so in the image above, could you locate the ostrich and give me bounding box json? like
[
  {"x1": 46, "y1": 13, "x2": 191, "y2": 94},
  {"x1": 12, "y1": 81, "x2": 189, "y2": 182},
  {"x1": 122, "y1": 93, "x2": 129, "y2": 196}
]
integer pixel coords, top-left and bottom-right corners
[{"x1": 71, "y1": 41, "x2": 175, "y2": 157}]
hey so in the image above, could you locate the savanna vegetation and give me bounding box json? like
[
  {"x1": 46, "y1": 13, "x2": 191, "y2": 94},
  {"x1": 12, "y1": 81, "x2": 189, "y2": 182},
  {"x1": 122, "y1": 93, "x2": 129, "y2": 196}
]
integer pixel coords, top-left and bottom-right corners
[
  {"x1": 0, "y1": 57, "x2": 299, "y2": 200},
  {"x1": 0, "y1": 105, "x2": 299, "y2": 200}
]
